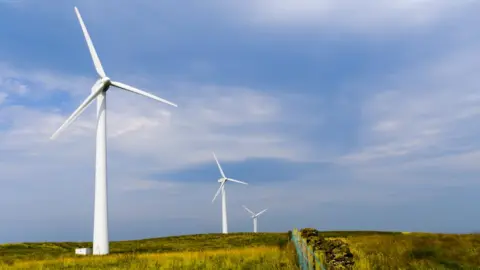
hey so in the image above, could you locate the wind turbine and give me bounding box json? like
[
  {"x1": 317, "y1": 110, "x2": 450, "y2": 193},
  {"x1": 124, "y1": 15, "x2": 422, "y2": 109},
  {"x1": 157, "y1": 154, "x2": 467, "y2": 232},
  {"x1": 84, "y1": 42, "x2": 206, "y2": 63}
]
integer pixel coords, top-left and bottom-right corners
[
  {"x1": 211, "y1": 152, "x2": 248, "y2": 234},
  {"x1": 242, "y1": 205, "x2": 267, "y2": 233},
  {"x1": 50, "y1": 7, "x2": 177, "y2": 255}
]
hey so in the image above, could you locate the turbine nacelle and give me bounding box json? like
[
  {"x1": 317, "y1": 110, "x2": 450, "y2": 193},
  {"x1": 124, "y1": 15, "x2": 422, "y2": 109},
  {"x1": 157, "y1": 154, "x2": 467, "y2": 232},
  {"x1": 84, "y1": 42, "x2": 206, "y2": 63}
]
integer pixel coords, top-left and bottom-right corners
[
  {"x1": 101, "y1": 76, "x2": 111, "y2": 85},
  {"x1": 96, "y1": 77, "x2": 111, "y2": 92},
  {"x1": 218, "y1": 178, "x2": 226, "y2": 183}
]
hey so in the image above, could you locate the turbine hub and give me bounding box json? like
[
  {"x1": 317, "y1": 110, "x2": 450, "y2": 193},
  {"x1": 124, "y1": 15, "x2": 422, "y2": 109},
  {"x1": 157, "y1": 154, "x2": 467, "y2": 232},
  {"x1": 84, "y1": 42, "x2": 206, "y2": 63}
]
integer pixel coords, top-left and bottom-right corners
[{"x1": 101, "y1": 76, "x2": 111, "y2": 85}]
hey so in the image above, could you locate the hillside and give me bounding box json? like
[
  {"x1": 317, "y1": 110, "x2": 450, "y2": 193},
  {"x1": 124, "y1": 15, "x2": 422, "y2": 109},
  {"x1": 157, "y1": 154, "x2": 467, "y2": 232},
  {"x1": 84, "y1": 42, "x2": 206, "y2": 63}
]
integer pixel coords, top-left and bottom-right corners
[
  {"x1": 298, "y1": 229, "x2": 480, "y2": 269},
  {"x1": 345, "y1": 231, "x2": 480, "y2": 269},
  {"x1": 3, "y1": 231, "x2": 480, "y2": 269},
  {"x1": 0, "y1": 232, "x2": 295, "y2": 269}
]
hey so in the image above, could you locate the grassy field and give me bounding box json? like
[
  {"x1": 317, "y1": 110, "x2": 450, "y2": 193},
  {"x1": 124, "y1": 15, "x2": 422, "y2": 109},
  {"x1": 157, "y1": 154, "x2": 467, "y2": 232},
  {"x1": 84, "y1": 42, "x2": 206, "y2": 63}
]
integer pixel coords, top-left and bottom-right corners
[
  {"x1": 344, "y1": 232, "x2": 480, "y2": 269},
  {"x1": 4, "y1": 230, "x2": 480, "y2": 269},
  {"x1": 0, "y1": 246, "x2": 298, "y2": 269},
  {"x1": 303, "y1": 230, "x2": 480, "y2": 269},
  {"x1": 0, "y1": 233, "x2": 296, "y2": 269}
]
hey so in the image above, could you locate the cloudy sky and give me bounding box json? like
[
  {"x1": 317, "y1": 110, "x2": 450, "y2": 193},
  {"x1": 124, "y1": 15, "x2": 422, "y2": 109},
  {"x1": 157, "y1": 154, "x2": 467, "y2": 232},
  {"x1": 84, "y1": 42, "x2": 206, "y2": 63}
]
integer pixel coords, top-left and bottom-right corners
[{"x1": 1, "y1": 0, "x2": 480, "y2": 243}]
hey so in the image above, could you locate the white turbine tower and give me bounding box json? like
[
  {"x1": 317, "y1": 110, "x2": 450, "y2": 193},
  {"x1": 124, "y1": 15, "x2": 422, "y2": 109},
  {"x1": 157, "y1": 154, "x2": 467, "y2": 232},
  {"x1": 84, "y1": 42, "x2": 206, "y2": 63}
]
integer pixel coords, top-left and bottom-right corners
[
  {"x1": 242, "y1": 205, "x2": 268, "y2": 233},
  {"x1": 211, "y1": 152, "x2": 248, "y2": 234},
  {"x1": 50, "y1": 7, "x2": 177, "y2": 255}
]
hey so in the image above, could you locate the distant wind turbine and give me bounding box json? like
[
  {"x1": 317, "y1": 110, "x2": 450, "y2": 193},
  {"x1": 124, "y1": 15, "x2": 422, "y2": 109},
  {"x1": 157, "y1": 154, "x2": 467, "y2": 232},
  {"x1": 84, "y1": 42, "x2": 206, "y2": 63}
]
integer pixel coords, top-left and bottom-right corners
[
  {"x1": 211, "y1": 152, "x2": 248, "y2": 234},
  {"x1": 49, "y1": 7, "x2": 177, "y2": 255},
  {"x1": 242, "y1": 205, "x2": 267, "y2": 233}
]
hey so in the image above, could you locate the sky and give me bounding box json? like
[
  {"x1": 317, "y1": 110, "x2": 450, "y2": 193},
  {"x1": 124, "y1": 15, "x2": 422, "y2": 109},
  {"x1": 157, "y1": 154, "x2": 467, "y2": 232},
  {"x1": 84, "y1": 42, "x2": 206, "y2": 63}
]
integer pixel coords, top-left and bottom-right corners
[{"x1": 1, "y1": 0, "x2": 480, "y2": 243}]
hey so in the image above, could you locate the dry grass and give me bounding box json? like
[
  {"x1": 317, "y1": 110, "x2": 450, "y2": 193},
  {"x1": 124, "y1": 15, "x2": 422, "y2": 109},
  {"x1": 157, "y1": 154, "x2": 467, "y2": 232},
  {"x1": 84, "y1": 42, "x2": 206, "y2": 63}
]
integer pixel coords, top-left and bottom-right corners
[
  {"x1": 296, "y1": 230, "x2": 480, "y2": 269},
  {"x1": 6, "y1": 230, "x2": 480, "y2": 269},
  {"x1": 0, "y1": 232, "x2": 288, "y2": 263},
  {"x1": 0, "y1": 233, "x2": 294, "y2": 269},
  {"x1": 0, "y1": 246, "x2": 298, "y2": 270},
  {"x1": 342, "y1": 232, "x2": 480, "y2": 269}
]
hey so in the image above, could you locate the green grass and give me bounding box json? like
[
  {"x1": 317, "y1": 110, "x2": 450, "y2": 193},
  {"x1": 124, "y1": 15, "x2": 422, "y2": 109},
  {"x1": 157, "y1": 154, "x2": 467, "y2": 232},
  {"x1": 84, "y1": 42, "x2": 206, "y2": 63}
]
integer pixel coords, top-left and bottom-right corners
[
  {"x1": 5, "y1": 230, "x2": 480, "y2": 269},
  {"x1": 0, "y1": 246, "x2": 298, "y2": 269},
  {"x1": 320, "y1": 231, "x2": 480, "y2": 269},
  {"x1": 0, "y1": 233, "x2": 293, "y2": 269}
]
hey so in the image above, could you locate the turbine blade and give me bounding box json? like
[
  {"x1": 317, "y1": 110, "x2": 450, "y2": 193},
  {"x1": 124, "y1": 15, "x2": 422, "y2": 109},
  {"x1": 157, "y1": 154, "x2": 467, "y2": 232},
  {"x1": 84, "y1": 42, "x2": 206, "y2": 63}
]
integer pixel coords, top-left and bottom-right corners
[
  {"x1": 212, "y1": 181, "x2": 225, "y2": 203},
  {"x1": 50, "y1": 82, "x2": 104, "y2": 140},
  {"x1": 227, "y1": 178, "x2": 248, "y2": 185},
  {"x1": 242, "y1": 205, "x2": 255, "y2": 215},
  {"x1": 255, "y1": 209, "x2": 268, "y2": 217},
  {"x1": 212, "y1": 152, "x2": 226, "y2": 178},
  {"x1": 74, "y1": 7, "x2": 106, "y2": 78},
  {"x1": 111, "y1": 81, "x2": 177, "y2": 107}
]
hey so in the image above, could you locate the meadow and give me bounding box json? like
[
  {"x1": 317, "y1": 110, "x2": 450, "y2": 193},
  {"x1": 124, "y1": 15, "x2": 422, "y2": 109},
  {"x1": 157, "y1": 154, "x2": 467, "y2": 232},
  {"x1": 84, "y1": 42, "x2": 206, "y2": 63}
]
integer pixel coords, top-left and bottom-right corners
[
  {"x1": 0, "y1": 233, "x2": 297, "y2": 269},
  {"x1": 3, "y1": 230, "x2": 480, "y2": 269},
  {"x1": 298, "y1": 229, "x2": 480, "y2": 269},
  {"x1": 345, "y1": 232, "x2": 480, "y2": 269}
]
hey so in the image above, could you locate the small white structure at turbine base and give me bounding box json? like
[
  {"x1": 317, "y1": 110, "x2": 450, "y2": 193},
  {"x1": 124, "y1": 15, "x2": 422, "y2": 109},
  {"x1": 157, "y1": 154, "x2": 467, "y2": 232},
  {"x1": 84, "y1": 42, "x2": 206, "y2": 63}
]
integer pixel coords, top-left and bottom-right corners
[
  {"x1": 243, "y1": 205, "x2": 268, "y2": 233},
  {"x1": 50, "y1": 7, "x2": 177, "y2": 255},
  {"x1": 75, "y1": 248, "x2": 92, "y2": 255},
  {"x1": 211, "y1": 152, "x2": 248, "y2": 234}
]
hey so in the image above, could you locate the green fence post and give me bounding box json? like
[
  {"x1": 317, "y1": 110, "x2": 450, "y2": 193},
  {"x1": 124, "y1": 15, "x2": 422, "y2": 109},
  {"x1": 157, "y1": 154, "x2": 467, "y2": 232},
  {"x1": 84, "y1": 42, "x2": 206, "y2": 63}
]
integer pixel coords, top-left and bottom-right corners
[
  {"x1": 299, "y1": 231, "x2": 304, "y2": 269},
  {"x1": 291, "y1": 228, "x2": 328, "y2": 270},
  {"x1": 293, "y1": 228, "x2": 307, "y2": 270}
]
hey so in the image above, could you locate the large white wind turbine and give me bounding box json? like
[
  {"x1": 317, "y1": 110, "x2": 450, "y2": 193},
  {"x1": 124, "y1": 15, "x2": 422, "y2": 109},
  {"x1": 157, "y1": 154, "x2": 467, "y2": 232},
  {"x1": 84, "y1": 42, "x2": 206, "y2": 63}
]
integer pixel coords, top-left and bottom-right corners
[
  {"x1": 242, "y1": 205, "x2": 267, "y2": 233},
  {"x1": 50, "y1": 7, "x2": 177, "y2": 255},
  {"x1": 211, "y1": 152, "x2": 248, "y2": 234}
]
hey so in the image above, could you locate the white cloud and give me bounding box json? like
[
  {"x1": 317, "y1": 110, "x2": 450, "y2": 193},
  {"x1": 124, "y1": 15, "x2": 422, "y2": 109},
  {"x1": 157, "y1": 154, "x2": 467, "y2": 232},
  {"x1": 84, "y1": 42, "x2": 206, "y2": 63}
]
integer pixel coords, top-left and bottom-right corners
[
  {"x1": 0, "y1": 77, "x2": 28, "y2": 95},
  {"x1": 10, "y1": 0, "x2": 478, "y2": 40},
  {"x1": 87, "y1": 83, "x2": 313, "y2": 172},
  {"x1": 339, "y1": 45, "x2": 480, "y2": 174},
  {"x1": 0, "y1": 62, "x2": 92, "y2": 98},
  {"x1": 218, "y1": 0, "x2": 477, "y2": 34},
  {"x1": 0, "y1": 63, "x2": 316, "y2": 189}
]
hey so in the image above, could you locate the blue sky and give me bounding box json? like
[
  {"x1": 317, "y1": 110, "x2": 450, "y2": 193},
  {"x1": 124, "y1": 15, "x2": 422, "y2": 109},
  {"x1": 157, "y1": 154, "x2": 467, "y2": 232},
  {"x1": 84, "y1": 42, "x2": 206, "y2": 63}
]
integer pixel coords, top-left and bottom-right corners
[{"x1": 1, "y1": 0, "x2": 480, "y2": 243}]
